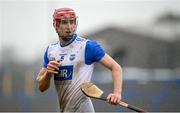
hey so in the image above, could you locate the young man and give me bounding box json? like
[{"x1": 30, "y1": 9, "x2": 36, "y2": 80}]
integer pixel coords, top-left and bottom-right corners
[{"x1": 36, "y1": 8, "x2": 123, "y2": 112}]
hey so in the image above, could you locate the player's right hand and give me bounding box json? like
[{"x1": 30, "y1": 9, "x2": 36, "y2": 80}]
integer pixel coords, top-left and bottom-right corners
[{"x1": 47, "y1": 60, "x2": 61, "y2": 74}]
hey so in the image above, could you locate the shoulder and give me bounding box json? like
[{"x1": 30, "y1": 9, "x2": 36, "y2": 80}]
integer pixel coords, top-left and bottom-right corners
[
  {"x1": 86, "y1": 39, "x2": 101, "y2": 47},
  {"x1": 74, "y1": 35, "x2": 99, "y2": 47},
  {"x1": 49, "y1": 41, "x2": 59, "y2": 47},
  {"x1": 47, "y1": 41, "x2": 59, "y2": 49},
  {"x1": 75, "y1": 35, "x2": 101, "y2": 47},
  {"x1": 85, "y1": 39, "x2": 105, "y2": 64},
  {"x1": 43, "y1": 41, "x2": 59, "y2": 54},
  {"x1": 75, "y1": 35, "x2": 88, "y2": 42}
]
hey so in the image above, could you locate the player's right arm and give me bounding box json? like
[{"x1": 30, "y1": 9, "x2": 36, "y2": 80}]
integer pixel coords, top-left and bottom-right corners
[{"x1": 36, "y1": 60, "x2": 60, "y2": 92}]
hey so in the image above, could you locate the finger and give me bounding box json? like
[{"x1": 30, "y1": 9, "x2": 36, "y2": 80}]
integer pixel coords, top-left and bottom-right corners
[
  {"x1": 111, "y1": 97, "x2": 115, "y2": 103},
  {"x1": 107, "y1": 94, "x2": 112, "y2": 102},
  {"x1": 57, "y1": 60, "x2": 61, "y2": 63},
  {"x1": 117, "y1": 98, "x2": 121, "y2": 103},
  {"x1": 107, "y1": 95, "x2": 110, "y2": 100},
  {"x1": 115, "y1": 97, "x2": 121, "y2": 104},
  {"x1": 113, "y1": 97, "x2": 118, "y2": 103},
  {"x1": 56, "y1": 60, "x2": 61, "y2": 66},
  {"x1": 111, "y1": 96, "x2": 115, "y2": 103},
  {"x1": 47, "y1": 66, "x2": 55, "y2": 71},
  {"x1": 50, "y1": 61, "x2": 61, "y2": 66},
  {"x1": 47, "y1": 70, "x2": 58, "y2": 74},
  {"x1": 48, "y1": 64, "x2": 59, "y2": 70},
  {"x1": 47, "y1": 67, "x2": 58, "y2": 74}
]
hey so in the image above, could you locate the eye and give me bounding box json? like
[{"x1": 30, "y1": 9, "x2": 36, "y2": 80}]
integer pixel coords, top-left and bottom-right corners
[
  {"x1": 70, "y1": 20, "x2": 75, "y2": 24},
  {"x1": 61, "y1": 20, "x2": 68, "y2": 24}
]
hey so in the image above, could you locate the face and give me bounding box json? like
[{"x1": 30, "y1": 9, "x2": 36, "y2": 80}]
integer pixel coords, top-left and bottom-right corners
[{"x1": 55, "y1": 17, "x2": 76, "y2": 42}]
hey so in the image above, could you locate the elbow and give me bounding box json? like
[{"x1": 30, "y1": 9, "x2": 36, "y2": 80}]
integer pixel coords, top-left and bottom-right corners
[
  {"x1": 36, "y1": 69, "x2": 50, "y2": 92},
  {"x1": 113, "y1": 63, "x2": 122, "y2": 71},
  {"x1": 38, "y1": 84, "x2": 49, "y2": 92},
  {"x1": 39, "y1": 87, "x2": 45, "y2": 92},
  {"x1": 111, "y1": 64, "x2": 123, "y2": 77},
  {"x1": 37, "y1": 79, "x2": 49, "y2": 92},
  {"x1": 36, "y1": 76, "x2": 48, "y2": 92},
  {"x1": 39, "y1": 87, "x2": 46, "y2": 92},
  {"x1": 118, "y1": 64, "x2": 122, "y2": 72},
  {"x1": 118, "y1": 64, "x2": 123, "y2": 74}
]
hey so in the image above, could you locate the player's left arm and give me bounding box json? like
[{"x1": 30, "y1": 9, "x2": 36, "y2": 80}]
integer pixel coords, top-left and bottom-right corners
[{"x1": 98, "y1": 53, "x2": 123, "y2": 104}]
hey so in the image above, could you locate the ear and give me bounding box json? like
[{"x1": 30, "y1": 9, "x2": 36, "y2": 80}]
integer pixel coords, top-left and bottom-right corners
[
  {"x1": 73, "y1": 16, "x2": 78, "y2": 33},
  {"x1": 53, "y1": 20, "x2": 56, "y2": 28},
  {"x1": 53, "y1": 20, "x2": 60, "y2": 28},
  {"x1": 76, "y1": 16, "x2": 78, "y2": 26},
  {"x1": 53, "y1": 21, "x2": 58, "y2": 33}
]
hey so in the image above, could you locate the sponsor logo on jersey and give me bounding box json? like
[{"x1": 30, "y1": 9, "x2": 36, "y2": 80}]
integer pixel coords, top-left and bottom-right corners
[
  {"x1": 49, "y1": 56, "x2": 56, "y2": 61},
  {"x1": 69, "y1": 54, "x2": 76, "y2": 61},
  {"x1": 54, "y1": 65, "x2": 73, "y2": 81}
]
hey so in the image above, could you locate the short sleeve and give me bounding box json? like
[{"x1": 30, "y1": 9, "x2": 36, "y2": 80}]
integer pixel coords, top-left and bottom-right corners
[
  {"x1": 85, "y1": 40, "x2": 105, "y2": 65},
  {"x1": 43, "y1": 46, "x2": 49, "y2": 68}
]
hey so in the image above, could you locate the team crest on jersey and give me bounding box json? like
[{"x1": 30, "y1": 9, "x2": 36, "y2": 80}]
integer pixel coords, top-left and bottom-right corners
[{"x1": 69, "y1": 54, "x2": 76, "y2": 61}]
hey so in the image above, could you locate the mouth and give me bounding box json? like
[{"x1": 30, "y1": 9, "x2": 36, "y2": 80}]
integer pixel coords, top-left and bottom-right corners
[{"x1": 65, "y1": 31, "x2": 71, "y2": 34}]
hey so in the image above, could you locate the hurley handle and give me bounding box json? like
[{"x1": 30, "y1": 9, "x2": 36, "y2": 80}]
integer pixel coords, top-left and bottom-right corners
[
  {"x1": 100, "y1": 94, "x2": 145, "y2": 113},
  {"x1": 118, "y1": 101, "x2": 145, "y2": 113}
]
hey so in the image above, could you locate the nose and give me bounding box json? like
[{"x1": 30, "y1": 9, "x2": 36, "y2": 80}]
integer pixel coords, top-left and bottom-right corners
[{"x1": 66, "y1": 22, "x2": 71, "y2": 30}]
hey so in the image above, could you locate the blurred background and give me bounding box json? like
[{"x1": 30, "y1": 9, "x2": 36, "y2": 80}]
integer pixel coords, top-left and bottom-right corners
[{"x1": 0, "y1": 0, "x2": 180, "y2": 112}]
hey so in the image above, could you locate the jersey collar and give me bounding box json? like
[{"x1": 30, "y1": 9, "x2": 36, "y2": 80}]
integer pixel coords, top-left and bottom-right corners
[{"x1": 60, "y1": 34, "x2": 77, "y2": 47}]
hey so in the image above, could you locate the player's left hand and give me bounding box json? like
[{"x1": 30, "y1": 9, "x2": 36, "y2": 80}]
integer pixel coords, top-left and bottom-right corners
[{"x1": 107, "y1": 92, "x2": 121, "y2": 105}]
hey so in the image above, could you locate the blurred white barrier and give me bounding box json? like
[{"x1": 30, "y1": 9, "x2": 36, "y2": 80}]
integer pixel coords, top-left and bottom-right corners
[{"x1": 93, "y1": 67, "x2": 180, "y2": 84}]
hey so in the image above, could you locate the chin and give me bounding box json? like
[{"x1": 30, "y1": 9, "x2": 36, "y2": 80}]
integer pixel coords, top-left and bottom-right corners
[
  {"x1": 62, "y1": 35, "x2": 72, "y2": 38},
  {"x1": 61, "y1": 36, "x2": 72, "y2": 42}
]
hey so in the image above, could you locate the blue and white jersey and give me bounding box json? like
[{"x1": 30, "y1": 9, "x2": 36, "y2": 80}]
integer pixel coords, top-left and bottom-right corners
[{"x1": 43, "y1": 34, "x2": 105, "y2": 112}]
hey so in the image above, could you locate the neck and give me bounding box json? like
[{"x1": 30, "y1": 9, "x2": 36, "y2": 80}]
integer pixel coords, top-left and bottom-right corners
[
  {"x1": 59, "y1": 37, "x2": 69, "y2": 46},
  {"x1": 59, "y1": 35, "x2": 75, "y2": 46}
]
